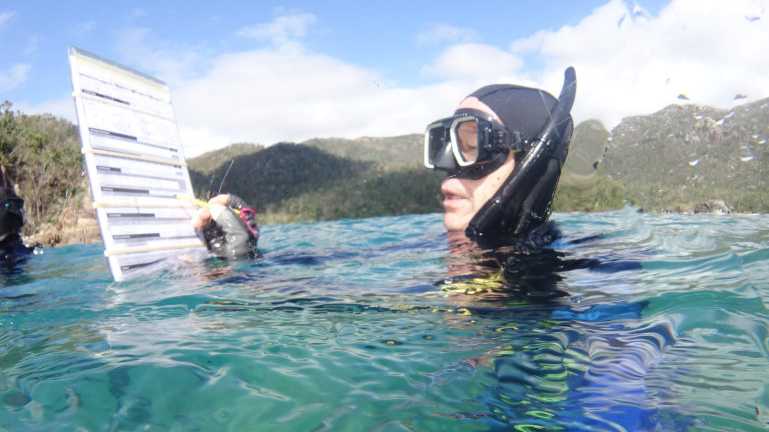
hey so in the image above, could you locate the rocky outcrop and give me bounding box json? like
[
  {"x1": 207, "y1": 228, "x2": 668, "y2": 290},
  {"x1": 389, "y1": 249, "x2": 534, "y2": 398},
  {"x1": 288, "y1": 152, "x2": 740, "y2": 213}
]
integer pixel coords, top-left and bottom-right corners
[
  {"x1": 599, "y1": 97, "x2": 769, "y2": 212},
  {"x1": 563, "y1": 119, "x2": 609, "y2": 176},
  {"x1": 693, "y1": 200, "x2": 732, "y2": 215},
  {"x1": 24, "y1": 183, "x2": 99, "y2": 246}
]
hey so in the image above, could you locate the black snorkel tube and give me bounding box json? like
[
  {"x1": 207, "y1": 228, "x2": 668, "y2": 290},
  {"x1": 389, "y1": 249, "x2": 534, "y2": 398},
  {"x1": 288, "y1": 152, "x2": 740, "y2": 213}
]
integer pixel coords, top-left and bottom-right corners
[{"x1": 465, "y1": 67, "x2": 577, "y2": 248}]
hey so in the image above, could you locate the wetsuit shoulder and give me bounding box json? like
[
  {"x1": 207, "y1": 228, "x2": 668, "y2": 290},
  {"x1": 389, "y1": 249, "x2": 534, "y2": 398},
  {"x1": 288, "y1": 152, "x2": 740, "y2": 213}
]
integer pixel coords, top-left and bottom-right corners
[{"x1": 0, "y1": 235, "x2": 34, "y2": 266}]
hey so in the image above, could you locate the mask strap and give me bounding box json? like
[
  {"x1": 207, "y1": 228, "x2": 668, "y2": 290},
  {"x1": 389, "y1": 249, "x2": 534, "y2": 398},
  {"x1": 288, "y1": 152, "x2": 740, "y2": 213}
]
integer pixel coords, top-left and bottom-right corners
[{"x1": 453, "y1": 108, "x2": 501, "y2": 125}]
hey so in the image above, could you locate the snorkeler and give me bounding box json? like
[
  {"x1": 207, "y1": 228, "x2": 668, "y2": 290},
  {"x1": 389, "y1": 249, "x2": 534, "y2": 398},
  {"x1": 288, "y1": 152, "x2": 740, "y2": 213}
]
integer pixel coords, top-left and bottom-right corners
[
  {"x1": 425, "y1": 67, "x2": 576, "y2": 250},
  {"x1": 424, "y1": 68, "x2": 669, "y2": 429},
  {"x1": 191, "y1": 68, "x2": 575, "y2": 260},
  {"x1": 191, "y1": 193, "x2": 260, "y2": 259},
  {"x1": 0, "y1": 169, "x2": 35, "y2": 266}
]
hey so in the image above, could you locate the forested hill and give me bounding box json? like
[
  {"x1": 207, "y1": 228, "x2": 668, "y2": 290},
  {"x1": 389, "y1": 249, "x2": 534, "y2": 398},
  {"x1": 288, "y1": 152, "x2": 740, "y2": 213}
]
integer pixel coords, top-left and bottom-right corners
[
  {"x1": 599, "y1": 96, "x2": 769, "y2": 212},
  {"x1": 0, "y1": 101, "x2": 92, "y2": 245},
  {"x1": 188, "y1": 136, "x2": 443, "y2": 223},
  {"x1": 190, "y1": 95, "x2": 769, "y2": 220},
  {"x1": 2, "y1": 94, "x2": 768, "y2": 246},
  {"x1": 302, "y1": 135, "x2": 424, "y2": 168},
  {"x1": 187, "y1": 128, "x2": 626, "y2": 220}
]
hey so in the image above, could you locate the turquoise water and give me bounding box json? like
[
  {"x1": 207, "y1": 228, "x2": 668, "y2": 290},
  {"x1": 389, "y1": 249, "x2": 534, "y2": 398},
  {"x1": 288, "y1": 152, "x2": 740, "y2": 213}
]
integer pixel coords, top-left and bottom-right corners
[{"x1": 2, "y1": 208, "x2": 769, "y2": 431}]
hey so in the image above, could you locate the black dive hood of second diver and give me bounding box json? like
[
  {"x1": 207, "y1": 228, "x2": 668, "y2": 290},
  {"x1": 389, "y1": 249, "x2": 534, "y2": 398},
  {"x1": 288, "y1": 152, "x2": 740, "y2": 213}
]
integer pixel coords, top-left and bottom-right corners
[
  {"x1": 0, "y1": 174, "x2": 24, "y2": 246},
  {"x1": 465, "y1": 67, "x2": 577, "y2": 248}
]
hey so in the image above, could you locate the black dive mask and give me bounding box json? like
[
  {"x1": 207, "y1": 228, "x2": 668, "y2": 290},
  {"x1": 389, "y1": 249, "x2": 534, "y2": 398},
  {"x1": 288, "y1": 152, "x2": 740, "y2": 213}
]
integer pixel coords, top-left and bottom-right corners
[
  {"x1": 424, "y1": 108, "x2": 527, "y2": 180},
  {"x1": 0, "y1": 197, "x2": 24, "y2": 244}
]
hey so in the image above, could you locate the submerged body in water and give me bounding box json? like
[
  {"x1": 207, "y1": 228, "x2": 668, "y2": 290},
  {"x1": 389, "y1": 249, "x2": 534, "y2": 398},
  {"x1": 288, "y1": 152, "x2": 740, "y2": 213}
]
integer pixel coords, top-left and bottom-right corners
[
  {"x1": 2, "y1": 209, "x2": 769, "y2": 430},
  {"x1": 439, "y1": 227, "x2": 675, "y2": 430},
  {"x1": 1, "y1": 236, "x2": 33, "y2": 264}
]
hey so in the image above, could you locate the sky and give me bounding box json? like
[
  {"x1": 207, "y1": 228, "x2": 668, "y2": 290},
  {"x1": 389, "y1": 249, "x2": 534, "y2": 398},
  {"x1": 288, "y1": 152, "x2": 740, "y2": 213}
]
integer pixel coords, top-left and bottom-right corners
[{"x1": 1, "y1": 0, "x2": 768, "y2": 156}]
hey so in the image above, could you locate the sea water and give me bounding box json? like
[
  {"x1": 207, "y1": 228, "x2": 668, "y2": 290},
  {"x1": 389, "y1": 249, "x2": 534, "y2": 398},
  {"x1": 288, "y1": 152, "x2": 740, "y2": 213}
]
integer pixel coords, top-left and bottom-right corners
[{"x1": 2, "y1": 207, "x2": 769, "y2": 431}]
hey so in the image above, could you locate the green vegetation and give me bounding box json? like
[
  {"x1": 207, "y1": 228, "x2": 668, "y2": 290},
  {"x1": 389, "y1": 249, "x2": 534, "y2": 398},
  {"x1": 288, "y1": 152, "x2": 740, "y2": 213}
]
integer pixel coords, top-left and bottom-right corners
[
  {"x1": 563, "y1": 119, "x2": 608, "y2": 176},
  {"x1": 188, "y1": 142, "x2": 264, "y2": 175},
  {"x1": 556, "y1": 118, "x2": 625, "y2": 212},
  {"x1": 553, "y1": 173, "x2": 625, "y2": 212},
  {"x1": 267, "y1": 168, "x2": 442, "y2": 223},
  {"x1": 0, "y1": 101, "x2": 82, "y2": 235},
  {"x1": 3, "y1": 95, "x2": 768, "y2": 246},
  {"x1": 189, "y1": 140, "x2": 443, "y2": 223},
  {"x1": 302, "y1": 135, "x2": 424, "y2": 168},
  {"x1": 600, "y1": 98, "x2": 769, "y2": 212}
]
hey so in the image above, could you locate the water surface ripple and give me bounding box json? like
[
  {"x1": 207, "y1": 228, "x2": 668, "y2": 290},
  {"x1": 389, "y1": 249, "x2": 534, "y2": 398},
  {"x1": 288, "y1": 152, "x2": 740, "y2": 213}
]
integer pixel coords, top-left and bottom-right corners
[{"x1": 2, "y1": 208, "x2": 769, "y2": 431}]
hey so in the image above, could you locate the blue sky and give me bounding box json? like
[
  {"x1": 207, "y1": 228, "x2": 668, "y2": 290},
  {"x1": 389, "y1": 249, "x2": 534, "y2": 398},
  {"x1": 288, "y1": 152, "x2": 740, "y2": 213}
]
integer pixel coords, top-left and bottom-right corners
[
  {"x1": 1, "y1": 0, "x2": 766, "y2": 156},
  {"x1": 1, "y1": 0, "x2": 669, "y2": 103}
]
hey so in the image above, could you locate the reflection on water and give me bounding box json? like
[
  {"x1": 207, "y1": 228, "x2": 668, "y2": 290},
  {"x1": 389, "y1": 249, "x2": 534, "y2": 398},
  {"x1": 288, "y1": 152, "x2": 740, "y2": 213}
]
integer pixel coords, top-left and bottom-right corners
[{"x1": 2, "y1": 208, "x2": 769, "y2": 430}]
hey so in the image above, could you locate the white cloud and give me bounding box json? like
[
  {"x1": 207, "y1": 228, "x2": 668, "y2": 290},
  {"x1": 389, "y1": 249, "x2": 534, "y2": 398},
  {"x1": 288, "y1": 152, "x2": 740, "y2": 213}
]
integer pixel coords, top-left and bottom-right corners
[
  {"x1": 116, "y1": 27, "x2": 203, "y2": 85},
  {"x1": 417, "y1": 24, "x2": 477, "y2": 45},
  {"x1": 173, "y1": 45, "x2": 469, "y2": 156},
  {"x1": 510, "y1": 0, "x2": 769, "y2": 127},
  {"x1": 161, "y1": 13, "x2": 493, "y2": 156},
  {"x1": 0, "y1": 63, "x2": 30, "y2": 92},
  {"x1": 0, "y1": 11, "x2": 14, "y2": 28},
  {"x1": 237, "y1": 13, "x2": 316, "y2": 46},
  {"x1": 100, "y1": 2, "x2": 769, "y2": 157},
  {"x1": 421, "y1": 43, "x2": 526, "y2": 82},
  {"x1": 171, "y1": 33, "x2": 550, "y2": 157}
]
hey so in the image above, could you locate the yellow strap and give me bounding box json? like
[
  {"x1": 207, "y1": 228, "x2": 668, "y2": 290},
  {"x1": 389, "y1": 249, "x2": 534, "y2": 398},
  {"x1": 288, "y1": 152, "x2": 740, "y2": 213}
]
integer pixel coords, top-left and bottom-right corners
[{"x1": 92, "y1": 195, "x2": 241, "y2": 216}]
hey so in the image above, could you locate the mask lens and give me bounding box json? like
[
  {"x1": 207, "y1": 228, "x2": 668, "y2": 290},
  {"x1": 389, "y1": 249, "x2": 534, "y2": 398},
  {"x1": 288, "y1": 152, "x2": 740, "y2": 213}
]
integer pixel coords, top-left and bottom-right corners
[
  {"x1": 426, "y1": 124, "x2": 450, "y2": 165},
  {"x1": 454, "y1": 119, "x2": 479, "y2": 164}
]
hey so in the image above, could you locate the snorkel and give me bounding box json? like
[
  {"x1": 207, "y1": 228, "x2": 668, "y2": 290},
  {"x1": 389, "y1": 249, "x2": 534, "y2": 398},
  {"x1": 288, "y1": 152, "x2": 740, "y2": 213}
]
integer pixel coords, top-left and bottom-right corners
[{"x1": 465, "y1": 67, "x2": 577, "y2": 248}]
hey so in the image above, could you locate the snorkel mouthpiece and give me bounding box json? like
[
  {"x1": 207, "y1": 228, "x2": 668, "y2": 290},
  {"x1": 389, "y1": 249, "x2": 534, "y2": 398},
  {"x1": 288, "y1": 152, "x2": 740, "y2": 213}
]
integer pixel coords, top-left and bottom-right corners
[{"x1": 466, "y1": 67, "x2": 577, "y2": 247}]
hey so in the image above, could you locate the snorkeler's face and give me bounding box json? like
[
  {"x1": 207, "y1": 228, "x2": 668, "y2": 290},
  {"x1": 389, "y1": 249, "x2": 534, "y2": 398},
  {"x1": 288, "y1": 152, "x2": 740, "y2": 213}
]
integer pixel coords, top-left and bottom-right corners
[{"x1": 441, "y1": 97, "x2": 515, "y2": 232}]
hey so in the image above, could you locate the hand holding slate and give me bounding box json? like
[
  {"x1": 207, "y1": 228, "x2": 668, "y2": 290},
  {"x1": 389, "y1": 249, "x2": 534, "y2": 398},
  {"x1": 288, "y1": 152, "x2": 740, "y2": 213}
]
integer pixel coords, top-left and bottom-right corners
[{"x1": 193, "y1": 194, "x2": 259, "y2": 259}]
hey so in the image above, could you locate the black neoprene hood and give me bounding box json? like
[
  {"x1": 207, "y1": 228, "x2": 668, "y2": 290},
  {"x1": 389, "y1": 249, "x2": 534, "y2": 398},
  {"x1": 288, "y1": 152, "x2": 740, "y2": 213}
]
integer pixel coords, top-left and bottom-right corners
[
  {"x1": 463, "y1": 67, "x2": 577, "y2": 249},
  {"x1": 0, "y1": 176, "x2": 24, "y2": 244},
  {"x1": 463, "y1": 84, "x2": 559, "y2": 144}
]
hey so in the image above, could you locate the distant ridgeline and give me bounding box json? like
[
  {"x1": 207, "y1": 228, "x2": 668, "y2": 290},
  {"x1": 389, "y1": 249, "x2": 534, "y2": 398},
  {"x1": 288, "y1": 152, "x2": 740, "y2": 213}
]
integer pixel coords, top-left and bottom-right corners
[
  {"x1": 187, "y1": 136, "x2": 444, "y2": 224},
  {"x1": 599, "y1": 97, "x2": 769, "y2": 212},
  {"x1": 1, "y1": 96, "x2": 768, "y2": 245}
]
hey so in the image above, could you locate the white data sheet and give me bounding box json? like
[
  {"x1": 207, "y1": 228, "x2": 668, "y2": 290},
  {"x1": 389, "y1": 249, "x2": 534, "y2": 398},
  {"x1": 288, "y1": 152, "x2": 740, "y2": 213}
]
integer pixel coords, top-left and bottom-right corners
[{"x1": 68, "y1": 47, "x2": 207, "y2": 281}]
